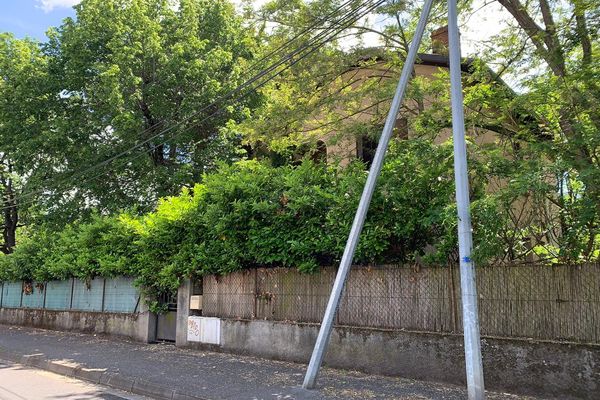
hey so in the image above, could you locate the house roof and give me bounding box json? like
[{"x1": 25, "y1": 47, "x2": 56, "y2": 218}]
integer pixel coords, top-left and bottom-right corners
[
  {"x1": 350, "y1": 47, "x2": 494, "y2": 80},
  {"x1": 346, "y1": 47, "x2": 543, "y2": 139},
  {"x1": 416, "y1": 53, "x2": 473, "y2": 73}
]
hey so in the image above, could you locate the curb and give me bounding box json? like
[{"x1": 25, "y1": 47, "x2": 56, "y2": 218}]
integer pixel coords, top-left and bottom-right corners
[{"x1": 0, "y1": 347, "x2": 208, "y2": 400}]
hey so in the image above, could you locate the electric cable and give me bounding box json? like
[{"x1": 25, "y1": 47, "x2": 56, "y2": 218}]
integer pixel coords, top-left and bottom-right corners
[{"x1": 2, "y1": 0, "x2": 386, "y2": 211}]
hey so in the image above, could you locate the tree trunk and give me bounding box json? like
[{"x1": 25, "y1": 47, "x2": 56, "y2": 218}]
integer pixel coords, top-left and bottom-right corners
[
  {"x1": 497, "y1": 0, "x2": 566, "y2": 77},
  {"x1": 1, "y1": 176, "x2": 17, "y2": 254},
  {"x1": 138, "y1": 99, "x2": 167, "y2": 166}
]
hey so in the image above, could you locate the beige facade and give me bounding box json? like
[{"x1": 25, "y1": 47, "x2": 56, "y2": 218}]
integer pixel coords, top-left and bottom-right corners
[
  {"x1": 317, "y1": 58, "x2": 501, "y2": 166},
  {"x1": 307, "y1": 40, "x2": 557, "y2": 260}
]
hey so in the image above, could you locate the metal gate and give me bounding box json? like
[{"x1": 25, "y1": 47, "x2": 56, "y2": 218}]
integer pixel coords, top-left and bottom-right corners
[{"x1": 155, "y1": 292, "x2": 177, "y2": 342}]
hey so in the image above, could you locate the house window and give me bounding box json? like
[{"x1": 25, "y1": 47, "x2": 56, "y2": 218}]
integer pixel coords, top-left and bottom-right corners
[
  {"x1": 311, "y1": 140, "x2": 328, "y2": 163},
  {"x1": 395, "y1": 117, "x2": 408, "y2": 139},
  {"x1": 357, "y1": 135, "x2": 378, "y2": 167},
  {"x1": 292, "y1": 141, "x2": 328, "y2": 165}
]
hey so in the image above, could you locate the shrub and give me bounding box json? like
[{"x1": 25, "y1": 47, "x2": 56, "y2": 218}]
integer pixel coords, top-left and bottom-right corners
[{"x1": 0, "y1": 139, "x2": 504, "y2": 302}]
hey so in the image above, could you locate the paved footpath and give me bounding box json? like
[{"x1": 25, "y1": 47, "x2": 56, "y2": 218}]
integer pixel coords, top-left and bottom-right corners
[
  {"x1": 0, "y1": 359, "x2": 150, "y2": 400},
  {"x1": 0, "y1": 325, "x2": 546, "y2": 400}
]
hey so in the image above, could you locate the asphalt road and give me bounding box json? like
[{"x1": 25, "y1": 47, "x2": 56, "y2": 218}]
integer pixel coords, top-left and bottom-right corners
[{"x1": 0, "y1": 359, "x2": 149, "y2": 400}]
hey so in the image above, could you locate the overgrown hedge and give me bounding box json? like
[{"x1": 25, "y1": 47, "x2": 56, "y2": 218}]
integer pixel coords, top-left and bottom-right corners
[{"x1": 0, "y1": 140, "x2": 511, "y2": 302}]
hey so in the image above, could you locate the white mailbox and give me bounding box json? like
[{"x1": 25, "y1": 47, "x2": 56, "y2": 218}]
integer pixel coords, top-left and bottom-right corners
[{"x1": 187, "y1": 316, "x2": 221, "y2": 345}]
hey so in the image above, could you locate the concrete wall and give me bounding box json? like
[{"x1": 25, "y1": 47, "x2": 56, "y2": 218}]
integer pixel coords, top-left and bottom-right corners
[
  {"x1": 185, "y1": 319, "x2": 599, "y2": 400},
  {"x1": 0, "y1": 307, "x2": 156, "y2": 343},
  {"x1": 175, "y1": 279, "x2": 193, "y2": 347}
]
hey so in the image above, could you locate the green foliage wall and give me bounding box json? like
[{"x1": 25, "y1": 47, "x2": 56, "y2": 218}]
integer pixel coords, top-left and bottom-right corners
[
  {"x1": 2, "y1": 137, "x2": 597, "y2": 304},
  {"x1": 0, "y1": 140, "x2": 497, "y2": 301}
]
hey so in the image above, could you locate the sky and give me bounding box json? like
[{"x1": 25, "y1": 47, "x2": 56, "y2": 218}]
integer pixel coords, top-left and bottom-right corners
[
  {"x1": 0, "y1": 0, "x2": 510, "y2": 56},
  {"x1": 0, "y1": 0, "x2": 77, "y2": 40}
]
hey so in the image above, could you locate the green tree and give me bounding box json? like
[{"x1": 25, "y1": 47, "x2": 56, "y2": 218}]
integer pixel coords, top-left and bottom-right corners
[
  {"x1": 40, "y1": 0, "x2": 260, "y2": 219},
  {"x1": 245, "y1": 0, "x2": 600, "y2": 263},
  {"x1": 472, "y1": 0, "x2": 600, "y2": 261},
  {"x1": 0, "y1": 34, "x2": 52, "y2": 253}
]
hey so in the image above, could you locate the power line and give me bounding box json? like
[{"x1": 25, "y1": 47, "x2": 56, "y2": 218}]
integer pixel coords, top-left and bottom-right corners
[
  {"x1": 6, "y1": 0, "x2": 385, "y2": 211},
  {"x1": 5, "y1": 0, "x2": 373, "y2": 207},
  {"x1": 245, "y1": 0, "x2": 359, "y2": 72},
  {"x1": 2, "y1": 0, "x2": 386, "y2": 211}
]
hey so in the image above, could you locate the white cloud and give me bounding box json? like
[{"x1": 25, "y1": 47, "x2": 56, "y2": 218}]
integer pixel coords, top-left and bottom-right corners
[{"x1": 37, "y1": 0, "x2": 81, "y2": 13}]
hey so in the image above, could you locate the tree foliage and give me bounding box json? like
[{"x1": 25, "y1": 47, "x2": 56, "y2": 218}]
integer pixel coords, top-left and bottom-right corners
[
  {"x1": 0, "y1": 34, "x2": 52, "y2": 253},
  {"x1": 242, "y1": 0, "x2": 600, "y2": 263},
  {"x1": 0, "y1": 0, "x2": 598, "y2": 292},
  {"x1": 45, "y1": 0, "x2": 260, "y2": 213},
  {"x1": 471, "y1": 0, "x2": 600, "y2": 262},
  {"x1": 0, "y1": 143, "x2": 503, "y2": 301},
  {"x1": 0, "y1": 0, "x2": 261, "y2": 239}
]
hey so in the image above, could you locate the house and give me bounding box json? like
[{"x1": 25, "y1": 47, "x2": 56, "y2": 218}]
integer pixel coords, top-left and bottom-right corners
[
  {"x1": 314, "y1": 26, "x2": 523, "y2": 167},
  {"x1": 290, "y1": 26, "x2": 551, "y2": 262}
]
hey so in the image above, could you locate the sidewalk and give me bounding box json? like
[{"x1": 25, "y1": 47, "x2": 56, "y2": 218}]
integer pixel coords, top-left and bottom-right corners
[{"x1": 0, "y1": 324, "x2": 544, "y2": 400}]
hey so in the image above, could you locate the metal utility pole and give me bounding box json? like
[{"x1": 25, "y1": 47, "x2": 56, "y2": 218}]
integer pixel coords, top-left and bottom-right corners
[
  {"x1": 302, "y1": 0, "x2": 435, "y2": 389},
  {"x1": 447, "y1": 0, "x2": 486, "y2": 398},
  {"x1": 302, "y1": 0, "x2": 485, "y2": 398}
]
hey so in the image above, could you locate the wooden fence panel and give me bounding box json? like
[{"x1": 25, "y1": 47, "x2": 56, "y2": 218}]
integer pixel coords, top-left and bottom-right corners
[
  {"x1": 255, "y1": 267, "x2": 335, "y2": 323},
  {"x1": 202, "y1": 270, "x2": 255, "y2": 319},
  {"x1": 202, "y1": 263, "x2": 600, "y2": 344}
]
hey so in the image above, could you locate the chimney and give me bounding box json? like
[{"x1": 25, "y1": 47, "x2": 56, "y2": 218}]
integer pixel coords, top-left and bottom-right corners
[{"x1": 431, "y1": 26, "x2": 449, "y2": 55}]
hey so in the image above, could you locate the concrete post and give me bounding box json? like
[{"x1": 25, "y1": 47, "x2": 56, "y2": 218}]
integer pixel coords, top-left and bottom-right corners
[
  {"x1": 176, "y1": 279, "x2": 193, "y2": 347},
  {"x1": 136, "y1": 298, "x2": 157, "y2": 343},
  {"x1": 302, "y1": 0, "x2": 435, "y2": 388},
  {"x1": 447, "y1": 0, "x2": 485, "y2": 398}
]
